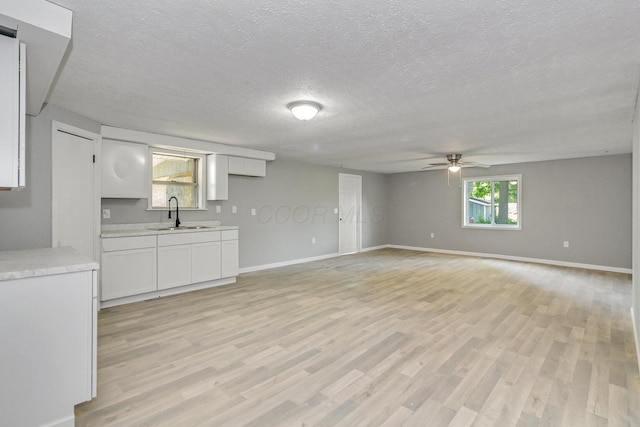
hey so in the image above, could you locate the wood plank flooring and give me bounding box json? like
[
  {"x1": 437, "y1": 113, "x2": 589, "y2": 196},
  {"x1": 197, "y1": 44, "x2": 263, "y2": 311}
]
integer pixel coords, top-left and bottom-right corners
[{"x1": 76, "y1": 248, "x2": 640, "y2": 426}]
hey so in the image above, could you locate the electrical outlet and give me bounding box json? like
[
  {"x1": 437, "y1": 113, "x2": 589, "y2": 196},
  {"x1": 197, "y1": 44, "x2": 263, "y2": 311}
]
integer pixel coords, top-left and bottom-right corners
[
  {"x1": 232, "y1": 205, "x2": 237, "y2": 214},
  {"x1": 563, "y1": 241, "x2": 569, "y2": 248},
  {"x1": 215, "y1": 205, "x2": 221, "y2": 214},
  {"x1": 102, "y1": 208, "x2": 111, "y2": 219},
  {"x1": 430, "y1": 233, "x2": 435, "y2": 239}
]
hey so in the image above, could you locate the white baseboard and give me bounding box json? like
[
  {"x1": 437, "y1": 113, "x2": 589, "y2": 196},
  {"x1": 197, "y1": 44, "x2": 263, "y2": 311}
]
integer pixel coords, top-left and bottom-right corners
[
  {"x1": 237, "y1": 244, "x2": 631, "y2": 276},
  {"x1": 239, "y1": 245, "x2": 392, "y2": 273},
  {"x1": 361, "y1": 245, "x2": 387, "y2": 253},
  {"x1": 46, "y1": 414, "x2": 75, "y2": 427},
  {"x1": 386, "y1": 244, "x2": 632, "y2": 274},
  {"x1": 100, "y1": 277, "x2": 236, "y2": 308},
  {"x1": 239, "y1": 253, "x2": 340, "y2": 274},
  {"x1": 632, "y1": 308, "x2": 640, "y2": 376}
]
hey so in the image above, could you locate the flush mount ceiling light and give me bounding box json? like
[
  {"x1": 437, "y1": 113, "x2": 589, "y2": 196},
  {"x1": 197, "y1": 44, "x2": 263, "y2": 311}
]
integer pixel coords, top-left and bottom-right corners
[{"x1": 287, "y1": 100, "x2": 322, "y2": 121}]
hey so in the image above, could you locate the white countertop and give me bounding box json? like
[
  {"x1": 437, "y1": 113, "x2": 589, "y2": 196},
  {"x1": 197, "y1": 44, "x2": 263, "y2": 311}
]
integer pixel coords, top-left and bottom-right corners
[
  {"x1": 0, "y1": 247, "x2": 99, "y2": 281},
  {"x1": 101, "y1": 221, "x2": 238, "y2": 238}
]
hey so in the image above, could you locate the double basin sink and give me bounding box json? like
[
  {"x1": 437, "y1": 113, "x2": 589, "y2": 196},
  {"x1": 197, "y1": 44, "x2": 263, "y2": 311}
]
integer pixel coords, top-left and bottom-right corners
[{"x1": 148, "y1": 225, "x2": 219, "y2": 231}]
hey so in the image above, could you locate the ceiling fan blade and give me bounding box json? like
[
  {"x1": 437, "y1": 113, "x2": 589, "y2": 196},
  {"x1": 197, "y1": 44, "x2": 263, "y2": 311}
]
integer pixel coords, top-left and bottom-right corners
[
  {"x1": 421, "y1": 163, "x2": 449, "y2": 170},
  {"x1": 461, "y1": 162, "x2": 491, "y2": 168}
]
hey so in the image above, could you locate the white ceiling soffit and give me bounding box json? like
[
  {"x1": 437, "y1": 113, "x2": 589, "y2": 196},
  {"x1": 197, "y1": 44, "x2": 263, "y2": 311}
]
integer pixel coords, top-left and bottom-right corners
[
  {"x1": 0, "y1": 0, "x2": 71, "y2": 116},
  {"x1": 101, "y1": 126, "x2": 275, "y2": 161},
  {"x1": 47, "y1": 0, "x2": 640, "y2": 173}
]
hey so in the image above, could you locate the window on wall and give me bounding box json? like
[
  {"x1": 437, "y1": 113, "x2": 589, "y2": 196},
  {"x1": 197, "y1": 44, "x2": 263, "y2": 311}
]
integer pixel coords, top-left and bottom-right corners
[
  {"x1": 463, "y1": 175, "x2": 521, "y2": 229},
  {"x1": 149, "y1": 150, "x2": 205, "y2": 210}
]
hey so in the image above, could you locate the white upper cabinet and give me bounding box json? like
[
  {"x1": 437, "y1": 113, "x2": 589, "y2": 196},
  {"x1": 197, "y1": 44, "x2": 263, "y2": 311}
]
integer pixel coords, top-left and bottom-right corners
[
  {"x1": 101, "y1": 139, "x2": 148, "y2": 198},
  {"x1": 0, "y1": 0, "x2": 72, "y2": 191},
  {"x1": 207, "y1": 154, "x2": 228, "y2": 200},
  {"x1": 0, "y1": 0, "x2": 72, "y2": 116},
  {"x1": 0, "y1": 36, "x2": 25, "y2": 190},
  {"x1": 228, "y1": 156, "x2": 266, "y2": 177}
]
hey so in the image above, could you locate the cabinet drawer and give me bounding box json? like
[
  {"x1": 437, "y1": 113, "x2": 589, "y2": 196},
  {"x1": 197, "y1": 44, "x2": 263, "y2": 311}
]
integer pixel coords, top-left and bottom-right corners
[
  {"x1": 221, "y1": 229, "x2": 238, "y2": 240},
  {"x1": 102, "y1": 235, "x2": 156, "y2": 252},
  {"x1": 158, "y1": 231, "x2": 221, "y2": 246}
]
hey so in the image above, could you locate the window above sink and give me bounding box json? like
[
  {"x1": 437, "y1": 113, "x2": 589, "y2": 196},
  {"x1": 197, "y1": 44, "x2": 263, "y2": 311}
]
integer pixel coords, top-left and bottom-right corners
[{"x1": 148, "y1": 148, "x2": 206, "y2": 211}]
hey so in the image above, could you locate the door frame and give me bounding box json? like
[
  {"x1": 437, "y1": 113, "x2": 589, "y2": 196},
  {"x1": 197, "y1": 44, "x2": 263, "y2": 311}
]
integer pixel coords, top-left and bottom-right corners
[
  {"x1": 51, "y1": 121, "x2": 102, "y2": 262},
  {"x1": 338, "y1": 173, "x2": 362, "y2": 255}
]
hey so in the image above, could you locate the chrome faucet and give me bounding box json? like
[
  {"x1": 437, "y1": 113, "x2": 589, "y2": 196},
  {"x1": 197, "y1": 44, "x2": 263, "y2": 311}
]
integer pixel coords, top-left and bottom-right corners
[{"x1": 168, "y1": 196, "x2": 181, "y2": 228}]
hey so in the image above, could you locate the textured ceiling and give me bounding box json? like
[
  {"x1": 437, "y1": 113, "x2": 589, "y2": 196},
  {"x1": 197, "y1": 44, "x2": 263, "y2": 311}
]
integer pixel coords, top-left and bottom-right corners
[{"x1": 47, "y1": 0, "x2": 640, "y2": 173}]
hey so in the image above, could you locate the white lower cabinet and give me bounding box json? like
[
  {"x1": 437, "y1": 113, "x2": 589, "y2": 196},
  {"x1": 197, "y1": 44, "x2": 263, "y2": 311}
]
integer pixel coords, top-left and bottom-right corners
[
  {"x1": 221, "y1": 231, "x2": 239, "y2": 277},
  {"x1": 0, "y1": 263, "x2": 96, "y2": 427},
  {"x1": 192, "y1": 241, "x2": 222, "y2": 283},
  {"x1": 158, "y1": 245, "x2": 192, "y2": 290},
  {"x1": 157, "y1": 231, "x2": 223, "y2": 290},
  {"x1": 101, "y1": 236, "x2": 157, "y2": 300},
  {"x1": 101, "y1": 228, "x2": 239, "y2": 304}
]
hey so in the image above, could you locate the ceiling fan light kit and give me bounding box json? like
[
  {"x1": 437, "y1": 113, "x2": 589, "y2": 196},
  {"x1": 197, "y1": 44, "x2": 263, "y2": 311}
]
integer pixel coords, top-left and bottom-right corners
[
  {"x1": 447, "y1": 153, "x2": 462, "y2": 172},
  {"x1": 421, "y1": 153, "x2": 489, "y2": 172}
]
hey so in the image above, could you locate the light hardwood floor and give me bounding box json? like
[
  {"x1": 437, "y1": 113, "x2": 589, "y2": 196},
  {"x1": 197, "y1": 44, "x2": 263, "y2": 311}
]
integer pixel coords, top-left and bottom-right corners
[{"x1": 76, "y1": 249, "x2": 640, "y2": 426}]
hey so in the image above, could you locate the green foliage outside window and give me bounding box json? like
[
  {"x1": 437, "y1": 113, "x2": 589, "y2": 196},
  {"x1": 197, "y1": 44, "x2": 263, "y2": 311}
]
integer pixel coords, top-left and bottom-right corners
[{"x1": 465, "y1": 177, "x2": 520, "y2": 227}]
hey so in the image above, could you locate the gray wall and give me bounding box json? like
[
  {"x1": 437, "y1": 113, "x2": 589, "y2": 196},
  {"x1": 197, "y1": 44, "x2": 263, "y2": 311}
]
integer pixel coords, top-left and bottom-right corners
[
  {"x1": 102, "y1": 158, "x2": 388, "y2": 269},
  {"x1": 387, "y1": 154, "x2": 632, "y2": 269},
  {"x1": 0, "y1": 104, "x2": 631, "y2": 273},
  {"x1": 0, "y1": 104, "x2": 101, "y2": 251}
]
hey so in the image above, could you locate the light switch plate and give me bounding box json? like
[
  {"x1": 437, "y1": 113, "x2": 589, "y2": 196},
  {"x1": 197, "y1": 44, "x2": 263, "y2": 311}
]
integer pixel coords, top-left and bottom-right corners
[
  {"x1": 251, "y1": 208, "x2": 256, "y2": 216},
  {"x1": 232, "y1": 206, "x2": 237, "y2": 214},
  {"x1": 215, "y1": 205, "x2": 221, "y2": 214}
]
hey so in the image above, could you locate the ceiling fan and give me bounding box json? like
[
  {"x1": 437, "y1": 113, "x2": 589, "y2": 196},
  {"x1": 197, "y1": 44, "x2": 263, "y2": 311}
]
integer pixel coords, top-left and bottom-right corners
[{"x1": 421, "y1": 154, "x2": 490, "y2": 172}]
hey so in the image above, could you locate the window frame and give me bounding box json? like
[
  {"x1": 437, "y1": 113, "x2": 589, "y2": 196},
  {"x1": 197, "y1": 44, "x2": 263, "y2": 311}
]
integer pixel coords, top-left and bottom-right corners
[
  {"x1": 147, "y1": 147, "x2": 207, "y2": 211},
  {"x1": 462, "y1": 174, "x2": 521, "y2": 230}
]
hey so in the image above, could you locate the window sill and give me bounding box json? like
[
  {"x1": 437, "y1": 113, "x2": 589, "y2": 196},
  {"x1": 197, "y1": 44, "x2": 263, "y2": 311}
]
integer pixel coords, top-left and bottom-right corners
[{"x1": 462, "y1": 224, "x2": 521, "y2": 231}]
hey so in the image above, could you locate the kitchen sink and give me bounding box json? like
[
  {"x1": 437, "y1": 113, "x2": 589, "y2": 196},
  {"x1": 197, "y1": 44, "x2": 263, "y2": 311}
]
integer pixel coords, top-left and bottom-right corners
[{"x1": 147, "y1": 225, "x2": 216, "y2": 231}]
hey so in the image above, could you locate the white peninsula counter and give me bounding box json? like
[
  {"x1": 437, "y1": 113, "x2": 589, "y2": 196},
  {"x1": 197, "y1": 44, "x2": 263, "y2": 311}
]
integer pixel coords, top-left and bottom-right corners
[{"x1": 0, "y1": 247, "x2": 98, "y2": 427}]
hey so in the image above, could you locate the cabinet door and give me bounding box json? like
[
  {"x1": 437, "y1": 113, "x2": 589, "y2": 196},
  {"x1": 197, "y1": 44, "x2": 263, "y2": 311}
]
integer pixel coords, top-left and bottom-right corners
[
  {"x1": 191, "y1": 241, "x2": 221, "y2": 283},
  {"x1": 101, "y1": 248, "x2": 157, "y2": 300},
  {"x1": 158, "y1": 245, "x2": 191, "y2": 290},
  {"x1": 221, "y1": 239, "x2": 239, "y2": 277},
  {"x1": 245, "y1": 158, "x2": 266, "y2": 177},
  {"x1": 228, "y1": 156, "x2": 266, "y2": 177},
  {"x1": 0, "y1": 37, "x2": 24, "y2": 189},
  {"x1": 101, "y1": 139, "x2": 148, "y2": 198},
  {"x1": 0, "y1": 271, "x2": 94, "y2": 427},
  {"x1": 206, "y1": 154, "x2": 228, "y2": 200}
]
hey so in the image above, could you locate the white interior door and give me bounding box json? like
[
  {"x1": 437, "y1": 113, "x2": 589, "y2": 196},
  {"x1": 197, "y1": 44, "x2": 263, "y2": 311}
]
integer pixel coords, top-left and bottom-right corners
[
  {"x1": 52, "y1": 123, "x2": 100, "y2": 262},
  {"x1": 339, "y1": 173, "x2": 362, "y2": 255}
]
